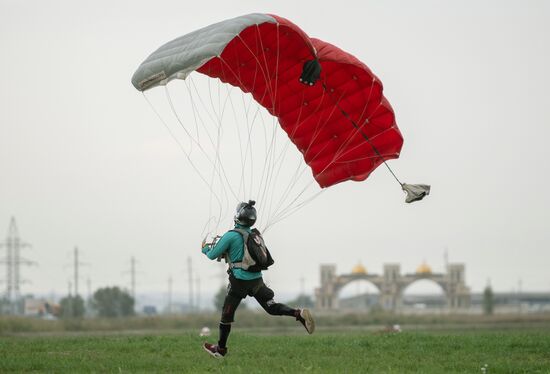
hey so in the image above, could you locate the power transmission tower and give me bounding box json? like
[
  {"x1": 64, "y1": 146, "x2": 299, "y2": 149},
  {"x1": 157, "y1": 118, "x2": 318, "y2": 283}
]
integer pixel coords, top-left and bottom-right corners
[
  {"x1": 74, "y1": 248, "x2": 78, "y2": 297},
  {"x1": 123, "y1": 256, "x2": 142, "y2": 309},
  {"x1": 86, "y1": 277, "x2": 92, "y2": 301},
  {"x1": 71, "y1": 247, "x2": 87, "y2": 298},
  {"x1": 167, "y1": 275, "x2": 173, "y2": 314},
  {"x1": 130, "y1": 256, "x2": 136, "y2": 300},
  {"x1": 85, "y1": 276, "x2": 93, "y2": 315},
  {"x1": 0, "y1": 217, "x2": 34, "y2": 314},
  {"x1": 66, "y1": 280, "x2": 73, "y2": 318},
  {"x1": 195, "y1": 275, "x2": 201, "y2": 311}
]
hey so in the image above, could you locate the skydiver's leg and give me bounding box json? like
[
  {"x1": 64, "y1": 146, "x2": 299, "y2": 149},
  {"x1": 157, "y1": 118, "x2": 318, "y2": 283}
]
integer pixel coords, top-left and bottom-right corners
[
  {"x1": 219, "y1": 293, "x2": 241, "y2": 348},
  {"x1": 253, "y1": 283, "x2": 297, "y2": 317},
  {"x1": 253, "y1": 281, "x2": 315, "y2": 334},
  {"x1": 204, "y1": 277, "x2": 247, "y2": 357},
  {"x1": 217, "y1": 276, "x2": 247, "y2": 349}
]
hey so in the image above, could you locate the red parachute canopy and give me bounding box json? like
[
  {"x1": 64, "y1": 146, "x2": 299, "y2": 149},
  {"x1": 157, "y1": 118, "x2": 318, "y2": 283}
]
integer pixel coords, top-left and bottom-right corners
[{"x1": 134, "y1": 14, "x2": 403, "y2": 188}]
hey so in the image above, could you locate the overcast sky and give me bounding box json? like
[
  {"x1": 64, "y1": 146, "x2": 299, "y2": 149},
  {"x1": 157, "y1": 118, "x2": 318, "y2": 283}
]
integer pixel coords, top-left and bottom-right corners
[{"x1": 1, "y1": 0, "x2": 549, "y2": 304}]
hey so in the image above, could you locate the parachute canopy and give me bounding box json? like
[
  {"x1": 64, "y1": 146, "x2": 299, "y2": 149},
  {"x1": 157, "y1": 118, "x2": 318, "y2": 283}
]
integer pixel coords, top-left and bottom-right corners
[{"x1": 132, "y1": 13, "x2": 403, "y2": 189}]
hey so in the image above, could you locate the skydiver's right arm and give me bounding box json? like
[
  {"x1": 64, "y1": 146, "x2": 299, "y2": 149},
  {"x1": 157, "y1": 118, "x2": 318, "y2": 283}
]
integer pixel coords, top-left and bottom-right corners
[{"x1": 202, "y1": 232, "x2": 232, "y2": 260}]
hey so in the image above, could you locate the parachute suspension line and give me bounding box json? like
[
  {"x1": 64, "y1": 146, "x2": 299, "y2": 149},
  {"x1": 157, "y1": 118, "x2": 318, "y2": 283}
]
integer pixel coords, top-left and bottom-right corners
[
  {"x1": 243, "y1": 26, "x2": 280, "y2": 220},
  {"x1": 183, "y1": 80, "x2": 202, "y2": 151},
  {"x1": 306, "y1": 84, "x2": 362, "y2": 169},
  {"x1": 269, "y1": 91, "x2": 325, "y2": 220},
  {"x1": 242, "y1": 99, "x2": 263, "y2": 202},
  {"x1": 184, "y1": 78, "x2": 232, "y2": 232},
  {"x1": 264, "y1": 36, "x2": 307, "y2": 226},
  {"x1": 253, "y1": 22, "x2": 324, "y2": 225},
  {"x1": 178, "y1": 80, "x2": 212, "y2": 149},
  {"x1": 322, "y1": 92, "x2": 371, "y2": 166},
  {"x1": 257, "y1": 116, "x2": 276, "y2": 213},
  {"x1": 226, "y1": 83, "x2": 249, "y2": 200},
  {"x1": 183, "y1": 77, "x2": 240, "y2": 203},
  {"x1": 184, "y1": 77, "x2": 222, "y2": 230},
  {"x1": 251, "y1": 27, "x2": 275, "y2": 222},
  {"x1": 217, "y1": 63, "x2": 249, "y2": 201},
  {"x1": 296, "y1": 84, "x2": 336, "y2": 162},
  {"x1": 254, "y1": 24, "x2": 277, "y2": 114},
  {"x1": 141, "y1": 92, "x2": 224, "y2": 228},
  {"x1": 261, "y1": 115, "x2": 284, "y2": 225},
  {"x1": 321, "y1": 82, "x2": 404, "y2": 187},
  {"x1": 206, "y1": 66, "x2": 240, "y2": 205},
  {"x1": 166, "y1": 85, "x2": 226, "y2": 231},
  {"x1": 216, "y1": 53, "x2": 274, "y2": 225},
  {"x1": 231, "y1": 68, "x2": 258, "y2": 201},
  {"x1": 218, "y1": 56, "x2": 263, "y2": 202},
  {"x1": 265, "y1": 187, "x2": 325, "y2": 232},
  {"x1": 264, "y1": 22, "x2": 288, "y2": 224},
  {"x1": 267, "y1": 88, "x2": 338, "y2": 226},
  {"x1": 254, "y1": 23, "x2": 283, "y2": 224},
  {"x1": 220, "y1": 35, "x2": 285, "y2": 226},
  {"x1": 311, "y1": 86, "x2": 377, "y2": 184},
  {"x1": 233, "y1": 50, "x2": 256, "y2": 200},
  {"x1": 187, "y1": 76, "x2": 223, "y2": 144},
  {"x1": 178, "y1": 79, "x2": 237, "y2": 232},
  {"x1": 208, "y1": 78, "x2": 230, "y2": 229},
  {"x1": 271, "y1": 23, "x2": 281, "y2": 114},
  {"x1": 355, "y1": 77, "x2": 377, "y2": 127},
  {"x1": 264, "y1": 112, "x2": 304, "y2": 222}
]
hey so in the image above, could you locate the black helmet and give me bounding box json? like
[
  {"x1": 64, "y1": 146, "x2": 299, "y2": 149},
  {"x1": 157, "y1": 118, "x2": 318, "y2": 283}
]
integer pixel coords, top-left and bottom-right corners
[{"x1": 234, "y1": 200, "x2": 257, "y2": 227}]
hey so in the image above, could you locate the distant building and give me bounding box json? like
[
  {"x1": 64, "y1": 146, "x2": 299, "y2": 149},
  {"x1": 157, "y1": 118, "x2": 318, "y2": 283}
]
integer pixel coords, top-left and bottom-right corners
[
  {"x1": 142, "y1": 305, "x2": 157, "y2": 316},
  {"x1": 24, "y1": 298, "x2": 60, "y2": 318},
  {"x1": 319, "y1": 262, "x2": 550, "y2": 314},
  {"x1": 316, "y1": 262, "x2": 470, "y2": 312}
]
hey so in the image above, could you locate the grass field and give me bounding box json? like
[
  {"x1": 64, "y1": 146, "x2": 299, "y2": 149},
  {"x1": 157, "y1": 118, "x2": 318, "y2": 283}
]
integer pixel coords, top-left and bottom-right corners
[{"x1": 2, "y1": 328, "x2": 550, "y2": 373}]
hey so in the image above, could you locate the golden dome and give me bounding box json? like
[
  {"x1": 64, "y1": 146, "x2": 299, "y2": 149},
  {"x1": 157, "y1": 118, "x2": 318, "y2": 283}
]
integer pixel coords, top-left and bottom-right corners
[
  {"x1": 352, "y1": 263, "x2": 367, "y2": 274},
  {"x1": 416, "y1": 261, "x2": 432, "y2": 274}
]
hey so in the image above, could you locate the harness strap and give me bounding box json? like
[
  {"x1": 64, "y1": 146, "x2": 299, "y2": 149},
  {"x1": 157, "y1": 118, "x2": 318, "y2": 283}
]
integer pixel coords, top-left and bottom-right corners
[{"x1": 227, "y1": 229, "x2": 250, "y2": 271}]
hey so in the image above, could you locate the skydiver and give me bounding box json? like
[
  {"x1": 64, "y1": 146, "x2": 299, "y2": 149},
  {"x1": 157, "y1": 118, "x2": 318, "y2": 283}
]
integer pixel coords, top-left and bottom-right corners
[{"x1": 201, "y1": 200, "x2": 315, "y2": 358}]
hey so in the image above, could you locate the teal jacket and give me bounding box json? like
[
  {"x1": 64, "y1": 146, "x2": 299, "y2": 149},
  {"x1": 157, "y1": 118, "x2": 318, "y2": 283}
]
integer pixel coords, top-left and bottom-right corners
[{"x1": 201, "y1": 224, "x2": 262, "y2": 280}]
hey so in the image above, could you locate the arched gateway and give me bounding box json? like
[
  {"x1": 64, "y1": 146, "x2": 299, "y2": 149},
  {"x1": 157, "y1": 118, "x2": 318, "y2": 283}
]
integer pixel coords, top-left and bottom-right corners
[{"x1": 315, "y1": 263, "x2": 470, "y2": 311}]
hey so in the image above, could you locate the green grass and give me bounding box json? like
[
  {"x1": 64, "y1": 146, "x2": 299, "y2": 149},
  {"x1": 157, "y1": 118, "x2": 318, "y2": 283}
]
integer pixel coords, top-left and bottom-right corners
[{"x1": 1, "y1": 329, "x2": 550, "y2": 373}]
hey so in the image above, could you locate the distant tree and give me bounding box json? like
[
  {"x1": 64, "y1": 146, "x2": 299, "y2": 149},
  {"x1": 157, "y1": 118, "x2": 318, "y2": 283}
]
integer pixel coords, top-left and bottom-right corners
[
  {"x1": 483, "y1": 285, "x2": 494, "y2": 315},
  {"x1": 0, "y1": 297, "x2": 10, "y2": 315},
  {"x1": 59, "y1": 295, "x2": 85, "y2": 318},
  {"x1": 214, "y1": 285, "x2": 227, "y2": 310},
  {"x1": 92, "y1": 287, "x2": 135, "y2": 318},
  {"x1": 286, "y1": 294, "x2": 314, "y2": 309}
]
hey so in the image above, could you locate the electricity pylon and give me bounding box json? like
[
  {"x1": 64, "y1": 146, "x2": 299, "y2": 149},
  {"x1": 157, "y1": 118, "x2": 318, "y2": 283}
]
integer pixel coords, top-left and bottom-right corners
[{"x1": 0, "y1": 217, "x2": 34, "y2": 314}]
